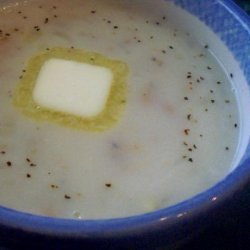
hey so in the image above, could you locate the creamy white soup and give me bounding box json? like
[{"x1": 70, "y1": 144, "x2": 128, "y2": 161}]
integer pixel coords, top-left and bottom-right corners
[{"x1": 0, "y1": 0, "x2": 239, "y2": 219}]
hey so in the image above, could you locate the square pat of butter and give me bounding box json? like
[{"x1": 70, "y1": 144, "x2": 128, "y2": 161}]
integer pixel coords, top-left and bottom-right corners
[{"x1": 32, "y1": 58, "x2": 113, "y2": 117}]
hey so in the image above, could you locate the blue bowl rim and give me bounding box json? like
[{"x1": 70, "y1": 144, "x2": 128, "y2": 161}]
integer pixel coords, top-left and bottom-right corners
[{"x1": 0, "y1": 0, "x2": 249, "y2": 240}]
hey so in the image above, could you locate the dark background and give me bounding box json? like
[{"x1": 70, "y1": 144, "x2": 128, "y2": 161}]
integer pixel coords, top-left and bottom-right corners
[{"x1": 235, "y1": 0, "x2": 250, "y2": 14}]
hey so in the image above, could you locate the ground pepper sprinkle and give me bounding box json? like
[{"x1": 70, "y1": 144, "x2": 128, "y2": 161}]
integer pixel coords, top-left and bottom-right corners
[
  {"x1": 64, "y1": 194, "x2": 71, "y2": 199},
  {"x1": 6, "y1": 161, "x2": 12, "y2": 167}
]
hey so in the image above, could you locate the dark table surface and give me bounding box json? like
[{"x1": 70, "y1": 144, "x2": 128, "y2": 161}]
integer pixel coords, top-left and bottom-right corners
[{"x1": 181, "y1": 185, "x2": 250, "y2": 250}]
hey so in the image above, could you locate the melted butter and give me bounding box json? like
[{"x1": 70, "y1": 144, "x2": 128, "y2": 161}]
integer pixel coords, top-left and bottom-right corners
[{"x1": 13, "y1": 47, "x2": 129, "y2": 132}]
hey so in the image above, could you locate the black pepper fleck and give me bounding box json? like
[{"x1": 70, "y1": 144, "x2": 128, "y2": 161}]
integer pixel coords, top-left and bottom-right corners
[
  {"x1": 34, "y1": 26, "x2": 40, "y2": 31},
  {"x1": 64, "y1": 194, "x2": 71, "y2": 199},
  {"x1": 6, "y1": 161, "x2": 12, "y2": 167},
  {"x1": 105, "y1": 183, "x2": 112, "y2": 188},
  {"x1": 26, "y1": 173, "x2": 31, "y2": 178}
]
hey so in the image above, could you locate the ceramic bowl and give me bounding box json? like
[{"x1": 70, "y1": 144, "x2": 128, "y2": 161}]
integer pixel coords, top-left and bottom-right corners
[{"x1": 0, "y1": 0, "x2": 249, "y2": 249}]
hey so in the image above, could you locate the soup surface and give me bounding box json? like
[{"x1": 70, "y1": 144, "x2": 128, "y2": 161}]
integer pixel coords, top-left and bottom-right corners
[{"x1": 0, "y1": 0, "x2": 239, "y2": 219}]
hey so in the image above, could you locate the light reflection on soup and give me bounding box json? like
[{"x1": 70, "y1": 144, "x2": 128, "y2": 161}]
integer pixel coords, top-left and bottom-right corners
[{"x1": 0, "y1": 0, "x2": 239, "y2": 219}]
